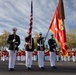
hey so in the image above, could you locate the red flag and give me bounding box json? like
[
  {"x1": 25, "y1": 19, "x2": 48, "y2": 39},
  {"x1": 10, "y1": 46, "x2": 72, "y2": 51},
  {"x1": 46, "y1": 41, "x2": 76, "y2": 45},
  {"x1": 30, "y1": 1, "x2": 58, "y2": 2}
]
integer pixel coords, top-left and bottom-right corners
[{"x1": 49, "y1": 0, "x2": 68, "y2": 56}]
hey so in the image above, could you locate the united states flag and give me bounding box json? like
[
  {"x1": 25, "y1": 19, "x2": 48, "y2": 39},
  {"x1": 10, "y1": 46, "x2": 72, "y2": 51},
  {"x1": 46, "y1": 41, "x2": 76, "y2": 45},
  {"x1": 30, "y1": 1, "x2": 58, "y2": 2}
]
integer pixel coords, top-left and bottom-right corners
[{"x1": 28, "y1": 0, "x2": 33, "y2": 36}]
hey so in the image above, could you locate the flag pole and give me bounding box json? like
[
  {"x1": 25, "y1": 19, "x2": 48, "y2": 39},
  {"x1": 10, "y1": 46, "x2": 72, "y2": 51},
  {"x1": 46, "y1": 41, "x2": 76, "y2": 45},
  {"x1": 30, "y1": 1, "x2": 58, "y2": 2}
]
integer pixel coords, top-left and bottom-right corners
[
  {"x1": 31, "y1": 0, "x2": 33, "y2": 46},
  {"x1": 44, "y1": 29, "x2": 49, "y2": 43},
  {"x1": 27, "y1": 0, "x2": 33, "y2": 48}
]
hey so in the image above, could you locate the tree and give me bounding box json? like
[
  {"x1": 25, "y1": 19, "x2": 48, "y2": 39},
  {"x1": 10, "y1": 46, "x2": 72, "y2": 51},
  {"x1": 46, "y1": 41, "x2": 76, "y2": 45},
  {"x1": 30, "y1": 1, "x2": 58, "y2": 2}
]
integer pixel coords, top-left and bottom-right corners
[
  {"x1": 33, "y1": 32, "x2": 39, "y2": 49},
  {"x1": 67, "y1": 29, "x2": 76, "y2": 49},
  {"x1": 0, "y1": 30, "x2": 10, "y2": 50}
]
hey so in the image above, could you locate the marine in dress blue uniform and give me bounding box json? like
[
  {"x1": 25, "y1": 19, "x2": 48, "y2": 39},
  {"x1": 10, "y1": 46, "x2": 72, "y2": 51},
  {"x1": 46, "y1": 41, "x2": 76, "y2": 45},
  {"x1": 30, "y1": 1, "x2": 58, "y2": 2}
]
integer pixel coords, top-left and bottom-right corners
[
  {"x1": 37, "y1": 33, "x2": 45, "y2": 69},
  {"x1": 48, "y1": 34, "x2": 57, "y2": 69},
  {"x1": 7, "y1": 28, "x2": 20, "y2": 71},
  {"x1": 25, "y1": 35, "x2": 34, "y2": 70}
]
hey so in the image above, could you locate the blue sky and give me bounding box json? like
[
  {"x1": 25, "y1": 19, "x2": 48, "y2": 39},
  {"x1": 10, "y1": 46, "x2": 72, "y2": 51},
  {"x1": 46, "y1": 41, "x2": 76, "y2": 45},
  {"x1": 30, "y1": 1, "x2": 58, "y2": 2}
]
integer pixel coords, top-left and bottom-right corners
[{"x1": 0, "y1": 0, "x2": 76, "y2": 49}]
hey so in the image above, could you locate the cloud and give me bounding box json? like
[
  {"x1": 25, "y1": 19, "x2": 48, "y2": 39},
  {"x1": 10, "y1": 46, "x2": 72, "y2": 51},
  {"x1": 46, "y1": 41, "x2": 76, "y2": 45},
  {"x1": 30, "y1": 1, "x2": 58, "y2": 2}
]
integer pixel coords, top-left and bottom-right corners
[
  {"x1": 0, "y1": 0, "x2": 76, "y2": 48},
  {"x1": 62, "y1": 0, "x2": 76, "y2": 31}
]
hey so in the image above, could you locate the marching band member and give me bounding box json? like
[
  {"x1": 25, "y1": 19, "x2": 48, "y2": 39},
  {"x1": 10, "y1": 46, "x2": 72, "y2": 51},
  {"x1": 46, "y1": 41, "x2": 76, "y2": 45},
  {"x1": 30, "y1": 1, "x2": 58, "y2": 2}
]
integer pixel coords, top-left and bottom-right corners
[
  {"x1": 72, "y1": 48, "x2": 76, "y2": 62},
  {"x1": 64, "y1": 56, "x2": 67, "y2": 61},
  {"x1": 67, "y1": 50, "x2": 71, "y2": 61},
  {"x1": 16, "y1": 50, "x2": 21, "y2": 61},
  {"x1": 21, "y1": 49, "x2": 26, "y2": 61},
  {"x1": 44, "y1": 49, "x2": 50, "y2": 61},
  {"x1": 33, "y1": 49, "x2": 38, "y2": 61},
  {"x1": 60, "y1": 51, "x2": 64, "y2": 61},
  {"x1": 1, "y1": 51, "x2": 3, "y2": 61},
  {"x1": 56, "y1": 50, "x2": 59, "y2": 62},
  {"x1": 2, "y1": 49, "x2": 7, "y2": 61},
  {"x1": 6, "y1": 51, "x2": 9, "y2": 61},
  {"x1": 0, "y1": 50, "x2": 1, "y2": 60}
]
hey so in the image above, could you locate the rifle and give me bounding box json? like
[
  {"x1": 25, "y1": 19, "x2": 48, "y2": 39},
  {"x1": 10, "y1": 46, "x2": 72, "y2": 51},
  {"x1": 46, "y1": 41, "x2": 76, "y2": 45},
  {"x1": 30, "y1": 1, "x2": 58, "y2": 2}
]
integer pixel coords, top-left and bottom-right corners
[{"x1": 13, "y1": 33, "x2": 15, "y2": 52}]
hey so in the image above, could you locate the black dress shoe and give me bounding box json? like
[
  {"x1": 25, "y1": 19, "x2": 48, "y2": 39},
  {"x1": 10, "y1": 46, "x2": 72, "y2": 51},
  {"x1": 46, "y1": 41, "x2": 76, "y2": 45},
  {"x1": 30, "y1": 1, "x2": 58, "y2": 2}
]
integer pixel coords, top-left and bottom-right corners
[
  {"x1": 9, "y1": 68, "x2": 14, "y2": 71},
  {"x1": 51, "y1": 66, "x2": 56, "y2": 69},
  {"x1": 27, "y1": 67, "x2": 31, "y2": 70},
  {"x1": 39, "y1": 67, "x2": 45, "y2": 69},
  {"x1": 41, "y1": 67, "x2": 45, "y2": 69}
]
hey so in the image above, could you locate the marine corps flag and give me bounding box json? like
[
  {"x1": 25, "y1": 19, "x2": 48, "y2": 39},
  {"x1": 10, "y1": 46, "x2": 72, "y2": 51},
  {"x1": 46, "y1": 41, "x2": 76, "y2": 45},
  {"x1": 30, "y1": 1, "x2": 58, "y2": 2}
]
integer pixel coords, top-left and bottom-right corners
[{"x1": 49, "y1": 0, "x2": 68, "y2": 56}]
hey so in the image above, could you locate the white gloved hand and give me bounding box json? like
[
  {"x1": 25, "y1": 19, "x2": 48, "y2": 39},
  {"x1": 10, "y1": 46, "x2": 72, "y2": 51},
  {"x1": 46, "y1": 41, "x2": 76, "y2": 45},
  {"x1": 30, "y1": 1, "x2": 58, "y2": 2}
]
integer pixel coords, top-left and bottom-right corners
[
  {"x1": 53, "y1": 49, "x2": 56, "y2": 51},
  {"x1": 15, "y1": 42, "x2": 18, "y2": 44},
  {"x1": 37, "y1": 43, "x2": 40, "y2": 46},
  {"x1": 15, "y1": 45, "x2": 17, "y2": 48},
  {"x1": 13, "y1": 39, "x2": 15, "y2": 42}
]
